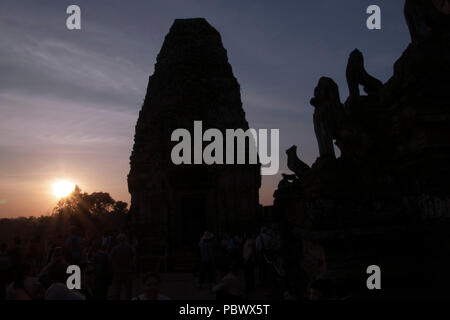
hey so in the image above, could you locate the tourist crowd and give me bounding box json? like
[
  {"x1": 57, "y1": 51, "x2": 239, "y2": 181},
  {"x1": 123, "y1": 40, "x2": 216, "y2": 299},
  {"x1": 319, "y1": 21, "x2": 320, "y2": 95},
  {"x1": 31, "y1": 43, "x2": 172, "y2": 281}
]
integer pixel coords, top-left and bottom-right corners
[{"x1": 0, "y1": 226, "x2": 336, "y2": 300}]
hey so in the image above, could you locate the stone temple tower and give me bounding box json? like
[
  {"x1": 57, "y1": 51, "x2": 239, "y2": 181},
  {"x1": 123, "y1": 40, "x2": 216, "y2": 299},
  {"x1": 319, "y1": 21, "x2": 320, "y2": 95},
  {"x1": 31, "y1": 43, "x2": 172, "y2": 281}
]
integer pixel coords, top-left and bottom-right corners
[{"x1": 128, "y1": 18, "x2": 261, "y2": 264}]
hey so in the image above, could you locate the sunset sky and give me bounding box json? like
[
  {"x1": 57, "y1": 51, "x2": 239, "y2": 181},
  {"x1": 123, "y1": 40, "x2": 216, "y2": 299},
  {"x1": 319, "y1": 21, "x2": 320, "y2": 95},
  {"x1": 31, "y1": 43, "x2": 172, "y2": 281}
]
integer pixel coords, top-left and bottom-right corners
[{"x1": 0, "y1": 1, "x2": 410, "y2": 218}]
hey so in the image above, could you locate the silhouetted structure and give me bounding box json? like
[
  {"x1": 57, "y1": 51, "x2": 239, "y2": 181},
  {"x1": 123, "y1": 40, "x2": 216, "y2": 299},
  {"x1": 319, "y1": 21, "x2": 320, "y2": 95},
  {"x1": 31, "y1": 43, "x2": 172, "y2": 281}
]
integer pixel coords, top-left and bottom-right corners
[
  {"x1": 274, "y1": 2, "x2": 450, "y2": 298},
  {"x1": 128, "y1": 18, "x2": 261, "y2": 270},
  {"x1": 309, "y1": 77, "x2": 344, "y2": 159}
]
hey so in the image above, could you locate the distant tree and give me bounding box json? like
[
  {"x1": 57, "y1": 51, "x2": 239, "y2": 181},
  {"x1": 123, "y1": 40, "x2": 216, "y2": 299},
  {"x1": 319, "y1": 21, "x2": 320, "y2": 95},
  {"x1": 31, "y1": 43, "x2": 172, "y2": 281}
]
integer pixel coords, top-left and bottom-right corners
[
  {"x1": 113, "y1": 201, "x2": 128, "y2": 215},
  {"x1": 51, "y1": 186, "x2": 128, "y2": 235},
  {"x1": 53, "y1": 185, "x2": 128, "y2": 216},
  {"x1": 86, "y1": 192, "x2": 115, "y2": 215},
  {"x1": 0, "y1": 187, "x2": 128, "y2": 244}
]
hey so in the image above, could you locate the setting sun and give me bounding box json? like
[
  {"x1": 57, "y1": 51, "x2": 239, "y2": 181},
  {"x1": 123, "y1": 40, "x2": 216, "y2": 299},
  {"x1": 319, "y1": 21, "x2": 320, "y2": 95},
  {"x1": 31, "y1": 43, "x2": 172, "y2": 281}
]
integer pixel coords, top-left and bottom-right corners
[{"x1": 52, "y1": 180, "x2": 76, "y2": 198}]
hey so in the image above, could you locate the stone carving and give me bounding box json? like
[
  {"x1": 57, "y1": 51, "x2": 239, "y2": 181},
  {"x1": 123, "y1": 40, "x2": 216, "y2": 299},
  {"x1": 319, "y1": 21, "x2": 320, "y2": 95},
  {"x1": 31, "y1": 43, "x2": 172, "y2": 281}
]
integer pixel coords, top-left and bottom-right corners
[
  {"x1": 346, "y1": 49, "x2": 383, "y2": 99},
  {"x1": 286, "y1": 145, "x2": 311, "y2": 179},
  {"x1": 273, "y1": 174, "x2": 297, "y2": 200},
  {"x1": 310, "y1": 77, "x2": 343, "y2": 159},
  {"x1": 273, "y1": 1, "x2": 450, "y2": 298},
  {"x1": 404, "y1": 0, "x2": 450, "y2": 43},
  {"x1": 277, "y1": 174, "x2": 294, "y2": 190}
]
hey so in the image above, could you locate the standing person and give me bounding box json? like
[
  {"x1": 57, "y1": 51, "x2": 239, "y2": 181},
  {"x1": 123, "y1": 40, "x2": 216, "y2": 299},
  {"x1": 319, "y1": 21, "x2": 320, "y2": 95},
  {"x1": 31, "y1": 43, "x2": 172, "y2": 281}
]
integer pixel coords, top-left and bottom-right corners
[
  {"x1": 101, "y1": 231, "x2": 112, "y2": 252},
  {"x1": 156, "y1": 241, "x2": 169, "y2": 274},
  {"x1": 0, "y1": 243, "x2": 12, "y2": 300},
  {"x1": 91, "y1": 242, "x2": 112, "y2": 300},
  {"x1": 8, "y1": 236, "x2": 24, "y2": 274},
  {"x1": 130, "y1": 234, "x2": 139, "y2": 273},
  {"x1": 65, "y1": 226, "x2": 85, "y2": 265},
  {"x1": 39, "y1": 247, "x2": 68, "y2": 291},
  {"x1": 255, "y1": 227, "x2": 272, "y2": 287},
  {"x1": 44, "y1": 263, "x2": 85, "y2": 300},
  {"x1": 45, "y1": 237, "x2": 56, "y2": 266},
  {"x1": 109, "y1": 233, "x2": 134, "y2": 300},
  {"x1": 27, "y1": 235, "x2": 44, "y2": 275},
  {"x1": 242, "y1": 233, "x2": 256, "y2": 292},
  {"x1": 6, "y1": 262, "x2": 43, "y2": 300},
  {"x1": 198, "y1": 231, "x2": 216, "y2": 289},
  {"x1": 45, "y1": 235, "x2": 64, "y2": 265},
  {"x1": 229, "y1": 234, "x2": 243, "y2": 263},
  {"x1": 77, "y1": 262, "x2": 96, "y2": 300}
]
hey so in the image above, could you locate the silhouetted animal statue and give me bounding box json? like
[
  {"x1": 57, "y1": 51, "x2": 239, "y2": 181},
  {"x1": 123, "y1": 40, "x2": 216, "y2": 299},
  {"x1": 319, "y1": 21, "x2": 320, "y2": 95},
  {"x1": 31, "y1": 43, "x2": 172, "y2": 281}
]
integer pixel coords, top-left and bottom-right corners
[
  {"x1": 346, "y1": 49, "x2": 383, "y2": 99},
  {"x1": 286, "y1": 146, "x2": 311, "y2": 179},
  {"x1": 275, "y1": 174, "x2": 295, "y2": 193},
  {"x1": 404, "y1": 0, "x2": 450, "y2": 43},
  {"x1": 310, "y1": 77, "x2": 343, "y2": 159},
  {"x1": 281, "y1": 173, "x2": 297, "y2": 182}
]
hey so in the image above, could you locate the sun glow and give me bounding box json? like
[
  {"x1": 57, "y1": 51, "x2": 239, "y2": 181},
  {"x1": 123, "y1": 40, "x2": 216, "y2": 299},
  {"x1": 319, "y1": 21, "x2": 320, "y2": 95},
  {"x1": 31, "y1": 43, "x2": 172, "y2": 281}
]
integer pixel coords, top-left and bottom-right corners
[{"x1": 52, "y1": 180, "x2": 75, "y2": 198}]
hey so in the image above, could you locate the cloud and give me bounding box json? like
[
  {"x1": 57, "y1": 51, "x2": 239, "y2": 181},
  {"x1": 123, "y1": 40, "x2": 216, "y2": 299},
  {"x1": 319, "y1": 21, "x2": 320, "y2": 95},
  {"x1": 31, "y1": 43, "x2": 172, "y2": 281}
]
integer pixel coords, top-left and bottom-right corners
[
  {"x1": 0, "y1": 0, "x2": 410, "y2": 215},
  {"x1": 0, "y1": 92, "x2": 137, "y2": 148},
  {"x1": 0, "y1": 9, "x2": 149, "y2": 111}
]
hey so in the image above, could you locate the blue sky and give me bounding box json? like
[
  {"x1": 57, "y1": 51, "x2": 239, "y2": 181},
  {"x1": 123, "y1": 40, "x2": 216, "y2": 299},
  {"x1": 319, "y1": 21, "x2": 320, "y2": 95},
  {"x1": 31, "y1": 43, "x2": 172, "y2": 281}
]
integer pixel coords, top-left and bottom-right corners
[{"x1": 0, "y1": 0, "x2": 410, "y2": 217}]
